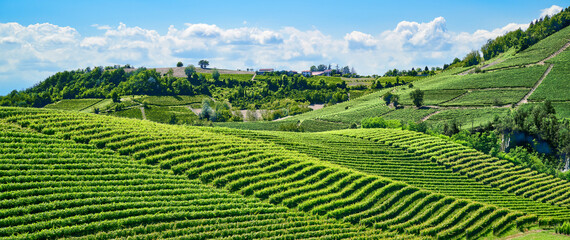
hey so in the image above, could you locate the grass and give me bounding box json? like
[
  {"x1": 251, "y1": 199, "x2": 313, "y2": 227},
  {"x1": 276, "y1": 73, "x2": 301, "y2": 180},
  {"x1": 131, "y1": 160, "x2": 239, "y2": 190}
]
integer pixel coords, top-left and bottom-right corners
[
  {"x1": 487, "y1": 25, "x2": 570, "y2": 70},
  {"x1": 506, "y1": 230, "x2": 570, "y2": 240},
  {"x1": 399, "y1": 89, "x2": 468, "y2": 105},
  {"x1": 136, "y1": 95, "x2": 209, "y2": 106},
  {"x1": 426, "y1": 108, "x2": 511, "y2": 129},
  {"x1": 44, "y1": 99, "x2": 103, "y2": 111},
  {"x1": 300, "y1": 119, "x2": 352, "y2": 132},
  {"x1": 442, "y1": 89, "x2": 529, "y2": 107},
  {"x1": 81, "y1": 99, "x2": 113, "y2": 113},
  {"x1": 145, "y1": 106, "x2": 199, "y2": 124},
  {"x1": 381, "y1": 107, "x2": 438, "y2": 122},
  {"x1": 529, "y1": 52, "x2": 570, "y2": 102},
  {"x1": 105, "y1": 107, "x2": 143, "y2": 119},
  {"x1": 416, "y1": 65, "x2": 548, "y2": 90}
]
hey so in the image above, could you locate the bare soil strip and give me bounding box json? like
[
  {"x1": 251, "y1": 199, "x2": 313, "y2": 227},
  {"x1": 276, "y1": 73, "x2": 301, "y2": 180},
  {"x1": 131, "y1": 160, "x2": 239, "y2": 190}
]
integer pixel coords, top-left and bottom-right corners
[
  {"x1": 538, "y1": 41, "x2": 570, "y2": 65},
  {"x1": 421, "y1": 110, "x2": 441, "y2": 122},
  {"x1": 140, "y1": 107, "x2": 147, "y2": 120},
  {"x1": 516, "y1": 64, "x2": 554, "y2": 106}
]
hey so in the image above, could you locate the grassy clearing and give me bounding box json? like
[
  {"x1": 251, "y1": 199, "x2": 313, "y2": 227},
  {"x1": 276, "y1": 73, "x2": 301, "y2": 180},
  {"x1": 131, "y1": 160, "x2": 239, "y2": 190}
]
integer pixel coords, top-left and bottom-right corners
[
  {"x1": 300, "y1": 119, "x2": 352, "y2": 132},
  {"x1": 426, "y1": 108, "x2": 511, "y2": 129},
  {"x1": 443, "y1": 89, "x2": 529, "y2": 107},
  {"x1": 105, "y1": 107, "x2": 143, "y2": 119},
  {"x1": 145, "y1": 106, "x2": 199, "y2": 124},
  {"x1": 136, "y1": 95, "x2": 209, "y2": 106},
  {"x1": 44, "y1": 99, "x2": 102, "y2": 111},
  {"x1": 487, "y1": 26, "x2": 570, "y2": 70},
  {"x1": 81, "y1": 99, "x2": 113, "y2": 113}
]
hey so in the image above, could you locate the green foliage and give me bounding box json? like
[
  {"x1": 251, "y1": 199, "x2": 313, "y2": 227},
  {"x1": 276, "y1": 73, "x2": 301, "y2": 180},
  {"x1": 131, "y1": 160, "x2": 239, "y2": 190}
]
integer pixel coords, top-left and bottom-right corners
[
  {"x1": 212, "y1": 69, "x2": 220, "y2": 81},
  {"x1": 409, "y1": 89, "x2": 424, "y2": 107},
  {"x1": 451, "y1": 130, "x2": 500, "y2": 154},
  {"x1": 361, "y1": 117, "x2": 401, "y2": 129},
  {"x1": 462, "y1": 50, "x2": 482, "y2": 67},
  {"x1": 557, "y1": 221, "x2": 570, "y2": 235},
  {"x1": 382, "y1": 92, "x2": 393, "y2": 105},
  {"x1": 176, "y1": 61, "x2": 183, "y2": 67},
  {"x1": 184, "y1": 65, "x2": 196, "y2": 77},
  {"x1": 198, "y1": 59, "x2": 209, "y2": 68},
  {"x1": 44, "y1": 99, "x2": 103, "y2": 111},
  {"x1": 278, "y1": 121, "x2": 304, "y2": 132},
  {"x1": 442, "y1": 89, "x2": 529, "y2": 107},
  {"x1": 481, "y1": 8, "x2": 570, "y2": 60}
]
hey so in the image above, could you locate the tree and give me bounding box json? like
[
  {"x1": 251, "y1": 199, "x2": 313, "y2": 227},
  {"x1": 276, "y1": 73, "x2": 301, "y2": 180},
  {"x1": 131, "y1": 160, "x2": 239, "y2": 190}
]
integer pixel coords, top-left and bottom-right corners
[
  {"x1": 185, "y1": 65, "x2": 196, "y2": 77},
  {"x1": 198, "y1": 60, "x2": 209, "y2": 69},
  {"x1": 410, "y1": 89, "x2": 424, "y2": 108},
  {"x1": 176, "y1": 61, "x2": 183, "y2": 67},
  {"x1": 310, "y1": 65, "x2": 317, "y2": 72},
  {"x1": 212, "y1": 69, "x2": 220, "y2": 81},
  {"x1": 382, "y1": 92, "x2": 393, "y2": 105},
  {"x1": 392, "y1": 94, "x2": 400, "y2": 108},
  {"x1": 111, "y1": 92, "x2": 120, "y2": 103}
]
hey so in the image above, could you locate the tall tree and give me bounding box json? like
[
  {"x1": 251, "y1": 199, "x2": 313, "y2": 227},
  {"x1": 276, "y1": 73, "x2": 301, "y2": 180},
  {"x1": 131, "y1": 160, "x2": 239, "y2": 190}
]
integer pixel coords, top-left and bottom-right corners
[
  {"x1": 410, "y1": 89, "x2": 424, "y2": 108},
  {"x1": 176, "y1": 61, "x2": 183, "y2": 67},
  {"x1": 198, "y1": 60, "x2": 210, "y2": 69}
]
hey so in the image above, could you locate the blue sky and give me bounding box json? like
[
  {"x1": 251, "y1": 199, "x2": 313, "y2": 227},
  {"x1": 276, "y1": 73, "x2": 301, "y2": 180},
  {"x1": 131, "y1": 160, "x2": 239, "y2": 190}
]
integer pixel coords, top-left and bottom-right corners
[{"x1": 0, "y1": 0, "x2": 567, "y2": 95}]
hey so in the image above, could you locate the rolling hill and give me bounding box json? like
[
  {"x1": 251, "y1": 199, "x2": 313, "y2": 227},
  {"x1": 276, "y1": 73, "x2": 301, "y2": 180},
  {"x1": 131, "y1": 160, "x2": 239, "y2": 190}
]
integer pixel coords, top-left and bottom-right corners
[{"x1": 1, "y1": 9, "x2": 570, "y2": 240}]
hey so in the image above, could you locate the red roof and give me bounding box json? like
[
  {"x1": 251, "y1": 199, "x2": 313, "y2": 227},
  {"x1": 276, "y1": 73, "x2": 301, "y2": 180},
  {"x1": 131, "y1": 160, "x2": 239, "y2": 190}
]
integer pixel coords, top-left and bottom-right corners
[{"x1": 258, "y1": 68, "x2": 274, "y2": 72}]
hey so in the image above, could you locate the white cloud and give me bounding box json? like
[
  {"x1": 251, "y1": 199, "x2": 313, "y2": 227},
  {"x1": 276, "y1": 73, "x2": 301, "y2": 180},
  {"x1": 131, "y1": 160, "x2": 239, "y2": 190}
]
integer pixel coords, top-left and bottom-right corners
[
  {"x1": 0, "y1": 17, "x2": 536, "y2": 94},
  {"x1": 540, "y1": 5, "x2": 563, "y2": 18},
  {"x1": 345, "y1": 31, "x2": 378, "y2": 50}
]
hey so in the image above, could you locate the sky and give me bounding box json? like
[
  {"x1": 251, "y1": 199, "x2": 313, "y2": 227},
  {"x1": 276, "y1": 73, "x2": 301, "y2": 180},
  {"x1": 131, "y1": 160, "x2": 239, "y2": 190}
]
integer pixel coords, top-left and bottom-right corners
[{"x1": 0, "y1": 0, "x2": 567, "y2": 95}]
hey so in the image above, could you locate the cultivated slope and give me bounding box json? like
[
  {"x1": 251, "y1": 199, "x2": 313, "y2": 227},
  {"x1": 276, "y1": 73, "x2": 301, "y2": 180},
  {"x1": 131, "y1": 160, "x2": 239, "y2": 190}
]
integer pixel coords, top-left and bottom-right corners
[
  {"x1": 217, "y1": 129, "x2": 570, "y2": 221},
  {"x1": 0, "y1": 107, "x2": 538, "y2": 239},
  {"x1": 0, "y1": 121, "x2": 396, "y2": 239}
]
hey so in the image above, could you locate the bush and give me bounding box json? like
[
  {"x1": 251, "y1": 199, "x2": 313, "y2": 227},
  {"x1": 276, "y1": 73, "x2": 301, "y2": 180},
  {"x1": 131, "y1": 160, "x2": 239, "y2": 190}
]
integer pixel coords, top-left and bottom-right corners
[
  {"x1": 556, "y1": 221, "x2": 570, "y2": 235},
  {"x1": 361, "y1": 117, "x2": 401, "y2": 129},
  {"x1": 279, "y1": 122, "x2": 304, "y2": 132}
]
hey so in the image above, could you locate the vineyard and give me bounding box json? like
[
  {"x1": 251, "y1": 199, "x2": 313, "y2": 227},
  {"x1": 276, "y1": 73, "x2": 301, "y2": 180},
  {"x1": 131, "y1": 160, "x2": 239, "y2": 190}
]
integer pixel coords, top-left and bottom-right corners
[{"x1": 3, "y1": 107, "x2": 568, "y2": 239}]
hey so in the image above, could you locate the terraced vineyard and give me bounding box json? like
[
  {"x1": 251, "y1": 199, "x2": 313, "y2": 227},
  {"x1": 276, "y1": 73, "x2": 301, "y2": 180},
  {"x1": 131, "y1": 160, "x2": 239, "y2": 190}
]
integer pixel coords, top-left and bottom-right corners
[
  {"x1": 0, "y1": 107, "x2": 547, "y2": 239},
  {"x1": 218, "y1": 128, "x2": 570, "y2": 221},
  {"x1": 0, "y1": 111, "x2": 394, "y2": 240}
]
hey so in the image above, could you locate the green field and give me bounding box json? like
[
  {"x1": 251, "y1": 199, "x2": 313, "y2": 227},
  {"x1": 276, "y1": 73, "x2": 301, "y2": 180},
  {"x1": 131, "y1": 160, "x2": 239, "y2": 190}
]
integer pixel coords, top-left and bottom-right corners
[
  {"x1": 399, "y1": 89, "x2": 467, "y2": 105},
  {"x1": 105, "y1": 107, "x2": 143, "y2": 119},
  {"x1": 3, "y1": 107, "x2": 556, "y2": 239},
  {"x1": 442, "y1": 89, "x2": 529, "y2": 107},
  {"x1": 529, "y1": 54, "x2": 570, "y2": 101},
  {"x1": 381, "y1": 107, "x2": 438, "y2": 122},
  {"x1": 486, "y1": 26, "x2": 570, "y2": 70},
  {"x1": 426, "y1": 108, "x2": 511, "y2": 129},
  {"x1": 415, "y1": 65, "x2": 548, "y2": 90},
  {"x1": 145, "y1": 105, "x2": 199, "y2": 124},
  {"x1": 44, "y1": 98, "x2": 103, "y2": 111},
  {"x1": 135, "y1": 95, "x2": 209, "y2": 106},
  {"x1": 0, "y1": 116, "x2": 385, "y2": 239}
]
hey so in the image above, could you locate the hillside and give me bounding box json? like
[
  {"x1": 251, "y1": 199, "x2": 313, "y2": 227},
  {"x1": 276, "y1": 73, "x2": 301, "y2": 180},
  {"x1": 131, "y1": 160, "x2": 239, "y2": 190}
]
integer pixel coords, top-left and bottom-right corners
[
  {"x1": 5, "y1": 107, "x2": 570, "y2": 238},
  {"x1": 214, "y1": 24, "x2": 570, "y2": 132}
]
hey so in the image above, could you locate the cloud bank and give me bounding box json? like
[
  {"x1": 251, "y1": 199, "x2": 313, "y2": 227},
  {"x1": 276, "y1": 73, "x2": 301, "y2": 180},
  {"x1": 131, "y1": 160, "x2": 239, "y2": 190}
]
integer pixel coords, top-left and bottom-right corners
[{"x1": 1, "y1": 8, "x2": 547, "y2": 94}]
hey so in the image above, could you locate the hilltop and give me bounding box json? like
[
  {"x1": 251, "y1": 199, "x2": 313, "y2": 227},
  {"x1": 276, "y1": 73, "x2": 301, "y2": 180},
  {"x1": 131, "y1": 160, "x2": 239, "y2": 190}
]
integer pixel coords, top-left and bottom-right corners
[{"x1": 1, "y1": 7, "x2": 570, "y2": 240}]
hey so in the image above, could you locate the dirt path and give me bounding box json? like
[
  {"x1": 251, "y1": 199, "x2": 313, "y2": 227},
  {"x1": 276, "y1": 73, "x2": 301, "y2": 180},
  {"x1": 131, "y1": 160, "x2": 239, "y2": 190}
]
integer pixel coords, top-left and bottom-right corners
[
  {"x1": 516, "y1": 64, "x2": 554, "y2": 106},
  {"x1": 421, "y1": 110, "x2": 441, "y2": 122},
  {"x1": 140, "y1": 107, "x2": 147, "y2": 120},
  {"x1": 538, "y1": 41, "x2": 570, "y2": 65},
  {"x1": 501, "y1": 229, "x2": 544, "y2": 240},
  {"x1": 251, "y1": 73, "x2": 256, "y2": 81}
]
